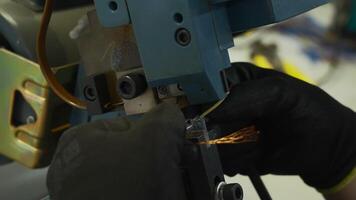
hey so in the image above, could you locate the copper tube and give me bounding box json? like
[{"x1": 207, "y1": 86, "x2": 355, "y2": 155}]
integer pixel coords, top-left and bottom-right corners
[{"x1": 36, "y1": 0, "x2": 87, "y2": 109}]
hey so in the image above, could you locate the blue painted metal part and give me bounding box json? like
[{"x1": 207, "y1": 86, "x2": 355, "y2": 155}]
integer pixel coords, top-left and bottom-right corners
[
  {"x1": 127, "y1": 0, "x2": 235, "y2": 104},
  {"x1": 94, "y1": 0, "x2": 131, "y2": 27},
  {"x1": 94, "y1": 0, "x2": 328, "y2": 104},
  {"x1": 70, "y1": 65, "x2": 127, "y2": 125}
]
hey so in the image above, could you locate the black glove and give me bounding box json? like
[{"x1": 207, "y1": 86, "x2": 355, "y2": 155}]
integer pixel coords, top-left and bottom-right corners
[
  {"x1": 47, "y1": 103, "x2": 187, "y2": 200},
  {"x1": 209, "y1": 63, "x2": 356, "y2": 190}
]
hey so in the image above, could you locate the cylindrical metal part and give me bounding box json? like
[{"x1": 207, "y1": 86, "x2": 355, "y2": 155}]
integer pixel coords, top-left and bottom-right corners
[
  {"x1": 175, "y1": 28, "x2": 191, "y2": 46},
  {"x1": 117, "y1": 73, "x2": 147, "y2": 100},
  {"x1": 217, "y1": 182, "x2": 243, "y2": 200}
]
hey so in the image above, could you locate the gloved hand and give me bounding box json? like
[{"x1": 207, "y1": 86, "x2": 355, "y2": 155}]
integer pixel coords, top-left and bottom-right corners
[
  {"x1": 47, "y1": 103, "x2": 187, "y2": 200},
  {"x1": 209, "y1": 63, "x2": 356, "y2": 190}
]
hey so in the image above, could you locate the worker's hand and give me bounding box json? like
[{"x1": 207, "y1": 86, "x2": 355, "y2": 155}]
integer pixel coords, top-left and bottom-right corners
[
  {"x1": 47, "y1": 103, "x2": 187, "y2": 200},
  {"x1": 209, "y1": 63, "x2": 356, "y2": 190}
]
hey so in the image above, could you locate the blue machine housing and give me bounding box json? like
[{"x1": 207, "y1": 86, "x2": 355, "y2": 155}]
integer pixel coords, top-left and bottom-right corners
[{"x1": 94, "y1": 0, "x2": 328, "y2": 104}]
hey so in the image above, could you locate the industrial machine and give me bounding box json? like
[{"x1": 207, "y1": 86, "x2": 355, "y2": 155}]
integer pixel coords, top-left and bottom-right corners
[{"x1": 0, "y1": 0, "x2": 328, "y2": 199}]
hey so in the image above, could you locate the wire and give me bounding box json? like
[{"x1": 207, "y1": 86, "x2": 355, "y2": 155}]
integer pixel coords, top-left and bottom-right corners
[
  {"x1": 36, "y1": 0, "x2": 87, "y2": 109},
  {"x1": 197, "y1": 92, "x2": 260, "y2": 145},
  {"x1": 200, "y1": 92, "x2": 229, "y2": 118},
  {"x1": 198, "y1": 126, "x2": 259, "y2": 145}
]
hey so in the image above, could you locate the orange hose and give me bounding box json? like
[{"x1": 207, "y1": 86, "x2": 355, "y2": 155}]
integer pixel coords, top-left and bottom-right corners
[{"x1": 36, "y1": 0, "x2": 87, "y2": 109}]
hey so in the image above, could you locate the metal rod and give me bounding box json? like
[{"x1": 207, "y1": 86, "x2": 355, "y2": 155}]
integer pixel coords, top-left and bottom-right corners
[{"x1": 248, "y1": 169, "x2": 272, "y2": 200}]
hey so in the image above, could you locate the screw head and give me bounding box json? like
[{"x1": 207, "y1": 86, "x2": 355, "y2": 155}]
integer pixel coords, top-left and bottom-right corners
[{"x1": 175, "y1": 28, "x2": 191, "y2": 46}]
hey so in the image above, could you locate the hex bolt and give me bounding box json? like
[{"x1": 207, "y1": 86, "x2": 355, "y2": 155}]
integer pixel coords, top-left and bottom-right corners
[
  {"x1": 117, "y1": 73, "x2": 147, "y2": 100},
  {"x1": 175, "y1": 28, "x2": 191, "y2": 46}
]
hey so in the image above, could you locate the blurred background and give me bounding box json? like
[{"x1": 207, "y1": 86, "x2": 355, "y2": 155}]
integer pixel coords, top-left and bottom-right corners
[{"x1": 227, "y1": 2, "x2": 356, "y2": 199}]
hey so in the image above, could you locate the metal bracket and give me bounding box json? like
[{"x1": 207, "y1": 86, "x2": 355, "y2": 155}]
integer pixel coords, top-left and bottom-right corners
[
  {"x1": 184, "y1": 118, "x2": 243, "y2": 200},
  {"x1": 0, "y1": 49, "x2": 77, "y2": 168}
]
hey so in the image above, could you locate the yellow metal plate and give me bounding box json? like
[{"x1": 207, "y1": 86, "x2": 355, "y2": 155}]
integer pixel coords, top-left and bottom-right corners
[{"x1": 0, "y1": 48, "x2": 76, "y2": 168}]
